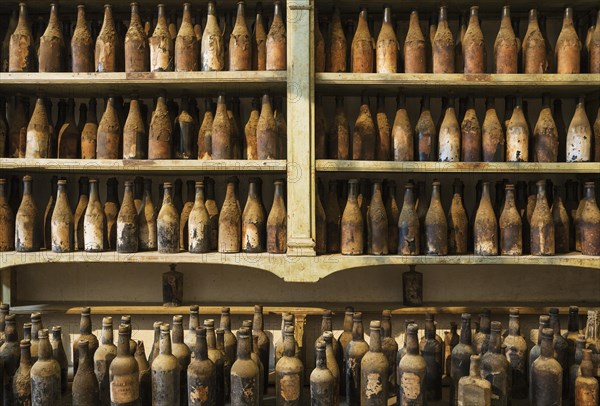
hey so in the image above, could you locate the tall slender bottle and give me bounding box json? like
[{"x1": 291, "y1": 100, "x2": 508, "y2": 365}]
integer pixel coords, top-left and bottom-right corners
[
  {"x1": 229, "y1": 0, "x2": 251, "y2": 71},
  {"x1": 51, "y1": 179, "x2": 73, "y2": 253},
  {"x1": 149, "y1": 4, "x2": 174, "y2": 72},
  {"x1": 360, "y1": 321, "x2": 388, "y2": 404},
  {"x1": 575, "y1": 349, "x2": 599, "y2": 405},
  {"x1": 217, "y1": 178, "x2": 241, "y2": 253},
  {"x1": 461, "y1": 96, "x2": 481, "y2": 162},
  {"x1": 138, "y1": 179, "x2": 156, "y2": 251},
  {"x1": 38, "y1": 4, "x2": 64, "y2": 72},
  {"x1": 590, "y1": 10, "x2": 600, "y2": 73},
  {"x1": 580, "y1": 181, "x2": 600, "y2": 255},
  {"x1": 80, "y1": 98, "x2": 98, "y2": 159},
  {"x1": 188, "y1": 327, "x2": 216, "y2": 405},
  {"x1": 95, "y1": 317, "x2": 117, "y2": 405},
  {"x1": 15, "y1": 175, "x2": 38, "y2": 252},
  {"x1": 0, "y1": 178, "x2": 14, "y2": 252},
  {"x1": 125, "y1": 2, "x2": 149, "y2": 72},
  {"x1": 72, "y1": 340, "x2": 100, "y2": 405},
  {"x1": 481, "y1": 321, "x2": 510, "y2": 405},
  {"x1": 438, "y1": 99, "x2": 460, "y2": 162},
  {"x1": 482, "y1": 98, "x2": 504, "y2": 161},
  {"x1": 421, "y1": 315, "x2": 443, "y2": 401},
  {"x1": 463, "y1": 6, "x2": 485, "y2": 73},
  {"x1": 499, "y1": 184, "x2": 522, "y2": 255},
  {"x1": 503, "y1": 309, "x2": 527, "y2": 399},
  {"x1": 404, "y1": 11, "x2": 426, "y2": 73},
  {"x1": 494, "y1": 6, "x2": 518, "y2": 73},
  {"x1": 566, "y1": 97, "x2": 592, "y2": 162},
  {"x1": 398, "y1": 324, "x2": 426, "y2": 404},
  {"x1": 367, "y1": 180, "x2": 388, "y2": 255},
  {"x1": 9, "y1": 3, "x2": 34, "y2": 72},
  {"x1": 95, "y1": 5, "x2": 118, "y2": 72},
  {"x1": 122, "y1": 98, "x2": 146, "y2": 159},
  {"x1": 346, "y1": 313, "x2": 369, "y2": 406},
  {"x1": 450, "y1": 314, "x2": 474, "y2": 404},
  {"x1": 447, "y1": 179, "x2": 468, "y2": 255},
  {"x1": 256, "y1": 94, "x2": 277, "y2": 159},
  {"x1": 151, "y1": 324, "x2": 180, "y2": 404},
  {"x1": 375, "y1": 96, "x2": 391, "y2": 161},
  {"x1": 327, "y1": 7, "x2": 346, "y2": 72},
  {"x1": 71, "y1": 5, "x2": 93, "y2": 72},
  {"x1": 175, "y1": 3, "x2": 199, "y2": 72},
  {"x1": 97, "y1": 97, "x2": 121, "y2": 159},
  {"x1": 556, "y1": 7, "x2": 582, "y2": 74},
  {"x1": 425, "y1": 181, "x2": 447, "y2": 255},
  {"x1": 398, "y1": 183, "x2": 420, "y2": 255},
  {"x1": 351, "y1": 9, "x2": 374, "y2": 73},
  {"x1": 533, "y1": 95, "x2": 558, "y2": 162},
  {"x1": 157, "y1": 182, "x2": 179, "y2": 253},
  {"x1": 392, "y1": 95, "x2": 412, "y2": 161},
  {"x1": 116, "y1": 181, "x2": 138, "y2": 253},
  {"x1": 531, "y1": 180, "x2": 554, "y2": 256},
  {"x1": 211, "y1": 95, "x2": 232, "y2": 159},
  {"x1": 25, "y1": 98, "x2": 51, "y2": 158},
  {"x1": 341, "y1": 179, "x2": 363, "y2": 255},
  {"x1": 416, "y1": 97, "x2": 436, "y2": 161},
  {"x1": 474, "y1": 182, "x2": 498, "y2": 256},
  {"x1": 72, "y1": 307, "x2": 99, "y2": 377},
  {"x1": 13, "y1": 339, "x2": 32, "y2": 405},
  {"x1": 0, "y1": 314, "x2": 20, "y2": 404},
  {"x1": 201, "y1": 1, "x2": 224, "y2": 71},
  {"x1": 506, "y1": 97, "x2": 529, "y2": 162},
  {"x1": 376, "y1": 7, "x2": 398, "y2": 73},
  {"x1": 266, "y1": 0, "x2": 286, "y2": 71},
  {"x1": 230, "y1": 328, "x2": 259, "y2": 406},
  {"x1": 523, "y1": 10, "x2": 547, "y2": 73},
  {"x1": 530, "y1": 328, "x2": 562, "y2": 405},
  {"x1": 433, "y1": 6, "x2": 454, "y2": 73},
  {"x1": 30, "y1": 329, "x2": 61, "y2": 405},
  {"x1": 267, "y1": 179, "x2": 287, "y2": 254},
  {"x1": 310, "y1": 341, "x2": 334, "y2": 405},
  {"x1": 148, "y1": 97, "x2": 172, "y2": 159}
]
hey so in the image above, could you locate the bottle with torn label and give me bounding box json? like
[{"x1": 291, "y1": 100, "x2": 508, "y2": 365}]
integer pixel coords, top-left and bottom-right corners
[
  {"x1": 502, "y1": 309, "x2": 528, "y2": 399},
  {"x1": 175, "y1": 3, "x2": 199, "y2": 72},
  {"x1": 95, "y1": 5, "x2": 118, "y2": 72},
  {"x1": 124, "y1": 2, "x2": 149, "y2": 72},
  {"x1": 481, "y1": 321, "x2": 509, "y2": 405},
  {"x1": 566, "y1": 96, "x2": 591, "y2": 162},
  {"x1": 109, "y1": 324, "x2": 140, "y2": 406},
  {"x1": 149, "y1": 4, "x2": 173, "y2": 72},
  {"x1": 398, "y1": 324, "x2": 426, "y2": 405},
  {"x1": 231, "y1": 327, "x2": 259, "y2": 406},
  {"x1": 360, "y1": 320, "x2": 388, "y2": 404},
  {"x1": 123, "y1": 98, "x2": 146, "y2": 159},
  {"x1": 575, "y1": 349, "x2": 599, "y2": 405},
  {"x1": 148, "y1": 96, "x2": 172, "y2": 159},
  {"x1": 201, "y1": 1, "x2": 224, "y2": 71},
  {"x1": 188, "y1": 327, "x2": 216, "y2": 406},
  {"x1": 506, "y1": 97, "x2": 529, "y2": 162}
]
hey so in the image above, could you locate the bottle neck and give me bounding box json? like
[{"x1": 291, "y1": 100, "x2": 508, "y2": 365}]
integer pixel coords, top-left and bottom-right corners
[
  {"x1": 383, "y1": 7, "x2": 391, "y2": 24},
  {"x1": 182, "y1": 4, "x2": 192, "y2": 24},
  {"x1": 469, "y1": 8, "x2": 479, "y2": 26},
  {"x1": 283, "y1": 332, "x2": 295, "y2": 357},
  {"x1": 469, "y1": 356, "x2": 481, "y2": 377},
  {"x1": 130, "y1": 4, "x2": 141, "y2": 25},
  {"x1": 321, "y1": 316, "x2": 332, "y2": 334},
  {"x1": 369, "y1": 328, "x2": 382, "y2": 352},
  {"x1": 20, "y1": 343, "x2": 31, "y2": 366},
  {"x1": 76, "y1": 6, "x2": 86, "y2": 28},
  {"x1": 4, "y1": 320, "x2": 17, "y2": 342},
  {"x1": 274, "y1": 182, "x2": 284, "y2": 199},
  {"x1": 172, "y1": 322, "x2": 184, "y2": 343},
  {"x1": 253, "y1": 308, "x2": 264, "y2": 331},
  {"x1": 584, "y1": 184, "x2": 596, "y2": 200},
  {"x1": 568, "y1": 308, "x2": 579, "y2": 332},
  {"x1": 102, "y1": 6, "x2": 114, "y2": 29},
  {"x1": 343, "y1": 312, "x2": 353, "y2": 332},
  {"x1": 117, "y1": 332, "x2": 130, "y2": 356},
  {"x1": 352, "y1": 318, "x2": 363, "y2": 341},
  {"x1": 235, "y1": 2, "x2": 245, "y2": 22},
  {"x1": 189, "y1": 312, "x2": 199, "y2": 331},
  {"x1": 488, "y1": 329, "x2": 501, "y2": 353},
  {"x1": 159, "y1": 330, "x2": 172, "y2": 355},
  {"x1": 550, "y1": 313, "x2": 561, "y2": 336},
  {"x1": 431, "y1": 184, "x2": 441, "y2": 201},
  {"x1": 80, "y1": 313, "x2": 92, "y2": 334},
  {"x1": 315, "y1": 345, "x2": 327, "y2": 368},
  {"x1": 162, "y1": 186, "x2": 173, "y2": 206},
  {"x1": 504, "y1": 188, "x2": 516, "y2": 208},
  {"x1": 460, "y1": 317, "x2": 472, "y2": 344},
  {"x1": 348, "y1": 182, "x2": 358, "y2": 202},
  {"x1": 101, "y1": 324, "x2": 113, "y2": 345},
  {"x1": 562, "y1": 8, "x2": 574, "y2": 28},
  {"x1": 237, "y1": 334, "x2": 252, "y2": 359},
  {"x1": 381, "y1": 317, "x2": 392, "y2": 338},
  {"x1": 195, "y1": 331, "x2": 208, "y2": 360},
  {"x1": 508, "y1": 315, "x2": 520, "y2": 336},
  {"x1": 406, "y1": 330, "x2": 419, "y2": 354},
  {"x1": 540, "y1": 332, "x2": 553, "y2": 357}
]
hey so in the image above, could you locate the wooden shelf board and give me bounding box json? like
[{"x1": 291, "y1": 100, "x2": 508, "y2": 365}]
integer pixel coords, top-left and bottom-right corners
[
  {"x1": 0, "y1": 158, "x2": 287, "y2": 174},
  {"x1": 0, "y1": 72, "x2": 287, "y2": 97},
  {"x1": 316, "y1": 160, "x2": 600, "y2": 174},
  {"x1": 1, "y1": 251, "x2": 598, "y2": 283},
  {"x1": 316, "y1": 73, "x2": 600, "y2": 97}
]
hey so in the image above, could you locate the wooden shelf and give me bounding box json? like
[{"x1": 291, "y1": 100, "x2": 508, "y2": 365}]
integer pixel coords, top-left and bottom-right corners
[
  {"x1": 316, "y1": 73, "x2": 600, "y2": 97},
  {"x1": 0, "y1": 72, "x2": 287, "y2": 97},
  {"x1": 0, "y1": 158, "x2": 287, "y2": 174},
  {"x1": 317, "y1": 160, "x2": 600, "y2": 174}
]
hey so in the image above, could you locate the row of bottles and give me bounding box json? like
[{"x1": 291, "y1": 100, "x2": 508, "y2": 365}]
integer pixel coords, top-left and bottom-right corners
[
  {"x1": 4, "y1": 1, "x2": 286, "y2": 73},
  {"x1": 0, "y1": 304, "x2": 598, "y2": 405},
  {"x1": 315, "y1": 177, "x2": 600, "y2": 256},
  {"x1": 0, "y1": 94, "x2": 286, "y2": 160},
  {"x1": 0, "y1": 175, "x2": 288, "y2": 254},
  {"x1": 316, "y1": 94, "x2": 600, "y2": 163},
  {"x1": 315, "y1": 6, "x2": 600, "y2": 74}
]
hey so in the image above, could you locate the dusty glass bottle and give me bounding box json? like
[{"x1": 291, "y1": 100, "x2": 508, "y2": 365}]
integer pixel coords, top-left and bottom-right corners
[
  {"x1": 506, "y1": 97, "x2": 529, "y2": 162},
  {"x1": 499, "y1": 184, "x2": 522, "y2": 255},
  {"x1": 360, "y1": 320, "x2": 388, "y2": 404},
  {"x1": 448, "y1": 179, "x2": 468, "y2": 255},
  {"x1": 376, "y1": 7, "x2": 398, "y2": 73},
  {"x1": 473, "y1": 309, "x2": 491, "y2": 356},
  {"x1": 9, "y1": 3, "x2": 34, "y2": 72},
  {"x1": 391, "y1": 95, "x2": 412, "y2": 161},
  {"x1": 149, "y1": 4, "x2": 174, "y2": 72},
  {"x1": 116, "y1": 181, "x2": 138, "y2": 253},
  {"x1": 552, "y1": 186, "x2": 570, "y2": 254},
  {"x1": 530, "y1": 180, "x2": 554, "y2": 256},
  {"x1": 580, "y1": 182, "x2": 600, "y2": 255},
  {"x1": 229, "y1": 0, "x2": 251, "y2": 71},
  {"x1": 474, "y1": 182, "x2": 498, "y2": 256},
  {"x1": 72, "y1": 307, "x2": 99, "y2": 377},
  {"x1": 51, "y1": 179, "x2": 73, "y2": 253},
  {"x1": 30, "y1": 329, "x2": 60, "y2": 405},
  {"x1": 569, "y1": 335, "x2": 586, "y2": 404},
  {"x1": 14, "y1": 175, "x2": 38, "y2": 252},
  {"x1": 80, "y1": 98, "x2": 98, "y2": 159},
  {"x1": 450, "y1": 314, "x2": 474, "y2": 403},
  {"x1": 124, "y1": 2, "x2": 149, "y2": 73},
  {"x1": 556, "y1": 8, "x2": 582, "y2": 74},
  {"x1": 375, "y1": 96, "x2": 391, "y2": 161},
  {"x1": 416, "y1": 97, "x2": 436, "y2": 161},
  {"x1": 533, "y1": 94, "x2": 558, "y2": 162},
  {"x1": 548, "y1": 308, "x2": 569, "y2": 399},
  {"x1": 502, "y1": 309, "x2": 527, "y2": 399},
  {"x1": 25, "y1": 98, "x2": 50, "y2": 158},
  {"x1": 275, "y1": 325, "x2": 303, "y2": 405},
  {"x1": 172, "y1": 315, "x2": 191, "y2": 404},
  {"x1": 157, "y1": 182, "x2": 179, "y2": 253},
  {"x1": 188, "y1": 326, "x2": 216, "y2": 405},
  {"x1": 151, "y1": 324, "x2": 180, "y2": 405},
  {"x1": 463, "y1": 7, "x2": 485, "y2": 73},
  {"x1": 175, "y1": 3, "x2": 199, "y2": 72},
  {"x1": 325, "y1": 181, "x2": 341, "y2": 253},
  {"x1": 458, "y1": 354, "x2": 492, "y2": 405},
  {"x1": 337, "y1": 307, "x2": 354, "y2": 397},
  {"x1": 38, "y1": 3, "x2": 65, "y2": 72},
  {"x1": 72, "y1": 340, "x2": 100, "y2": 406},
  {"x1": 204, "y1": 321, "x2": 225, "y2": 405},
  {"x1": 433, "y1": 6, "x2": 454, "y2": 73},
  {"x1": 0, "y1": 178, "x2": 14, "y2": 252},
  {"x1": 266, "y1": 0, "x2": 286, "y2": 71},
  {"x1": 200, "y1": 1, "x2": 224, "y2": 71},
  {"x1": 566, "y1": 97, "x2": 591, "y2": 162},
  {"x1": 378, "y1": 310, "x2": 397, "y2": 396},
  {"x1": 179, "y1": 180, "x2": 195, "y2": 250},
  {"x1": 72, "y1": 177, "x2": 89, "y2": 251},
  {"x1": 256, "y1": 94, "x2": 277, "y2": 159},
  {"x1": 13, "y1": 339, "x2": 32, "y2": 406},
  {"x1": 346, "y1": 312, "x2": 369, "y2": 406},
  {"x1": 367, "y1": 180, "x2": 388, "y2": 255},
  {"x1": 326, "y1": 7, "x2": 346, "y2": 73},
  {"x1": 230, "y1": 327, "x2": 258, "y2": 406},
  {"x1": 148, "y1": 96, "x2": 172, "y2": 159},
  {"x1": 95, "y1": 317, "x2": 117, "y2": 405},
  {"x1": 530, "y1": 328, "x2": 562, "y2": 405},
  {"x1": 109, "y1": 324, "x2": 140, "y2": 406},
  {"x1": 220, "y1": 308, "x2": 237, "y2": 403},
  {"x1": 481, "y1": 321, "x2": 510, "y2": 405},
  {"x1": 97, "y1": 97, "x2": 121, "y2": 159},
  {"x1": 351, "y1": 9, "x2": 373, "y2": 73},
  {"x1": 341, "y1": 179, "x2": 363, "y2": 255},
  {"x1": 461, "y1": 96, "x2": 481, "y2": 162},
  {"x1": 123, "y1": 98, "x2": 146, "y2": 159},
  {"x1": 83, "y1": 179, "x2": 106, "y2": 252},
  {"x1": 425, "y1": 181, "x2": 448, "y2": 255},
  {"x1": 0, "y1": 314, "x2": 20, "y2": 404},
  {"x1": 523, "y1": 10, "x2": 546, "y2": 73},
  {"x1": 71, "y1": 5, "x2": 93, "y2": 72},
  {"x1": 352, "y1": 96, "x2": 376, "y2": 160},
  {"x1": 139, "y1": 178, "x2": 157, "y2": 251},
  {"x1": 95, "y1": 5, "x2": 118, "y2": 72},
  {"x1": 217, "y1": 178, "x2": 240, "y2": 253},
  {"x1": 266, "y1": 179, "x2": 286, "y2": 253},
  {"x1": 310, "y1": 340, "x2": 334, "y2": 405},
  {"x1": 404, "y1": 11, "x2": 426, "y2": 73},
  {"x1": 575, "y1": 348, "x2": 599, "y2": 405},
  {"x1": 188, "y1": 182, "x2": 211, "y2": 253},
  {"x1": 420, "y1": 315, "x2": 443, "y2": 401},
  {"x1": 482, "y1": 98, "x2": 504, "y2": 161},
  {"x1": 438, "y1": 98, "x2": 460, "y2": 162},
  {"x1": 398, "y1": 323, "x2": 426, "y2": 404}
]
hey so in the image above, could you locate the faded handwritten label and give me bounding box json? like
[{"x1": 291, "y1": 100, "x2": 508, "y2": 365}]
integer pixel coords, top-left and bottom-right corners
[{"x1": 110, "y1": 373, "x2": 139, "y2": 403}]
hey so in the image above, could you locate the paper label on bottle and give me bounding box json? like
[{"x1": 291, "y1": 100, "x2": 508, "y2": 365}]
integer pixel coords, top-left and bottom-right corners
[
  {"x1": 401, "y1": 372, "x2": 421, "y2": 400},
  {"x1": 110, "y1": 373, "x2": 139, "y2": 403},
  {"x1": 576, "y1": 387, "x2": 599, "y2": 405},
  {"x1": 279, "y1": 374, "x2": 300, "y2": 401},
  {"x1": 189, "y1": 384, "x2": 209, "y2": 403},
  {"x1": 365, "y1": 372, "x2": 383, "y2": 398}
]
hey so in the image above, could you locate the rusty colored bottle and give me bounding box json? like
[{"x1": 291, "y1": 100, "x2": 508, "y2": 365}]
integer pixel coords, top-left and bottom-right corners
[
  {"x1": 438, "y1": 99, "x2": 460, "y2": 162},
  {"x1": 73, "y1": 177, "x2": 89, "y2": 251},
  {"x1": 171, "y1": 316, "x2": 191, "y2": 405},
  {"x1": 157, "y1": 182, "x2": 179, "y2": 253},
  {"x1": 116, "y1": 181, "x2": 138, "y2": 253},
  {"x1": 575, "y1": 349, "x2": 599, "y2": 405},
  {"x1": 197, "y1": 99, "x2": 214, "y2": 160},
  {"x1": 530, "y1": 328, "x2": 562, "y2": 405},
  {"x1": 266, "y1": 0, "x2": 286, "y2": 71},
  {"x1": 218, "y1": 178, "x2": 241, "y2": 253},
  {"x1": 257, "y1": 94, "x2": 277, "y2": 159},
  {"x1": 188, "y1": 181, "x2": 210, "y2": 253},
  {"x1": 9, "y1": 3, "x2": 34, "y2": 72},
  {"x1": 359, "y1": 321, "x2": 388, "y2": 405},
  {"x1": 38, "y1": 3, "x2": 64, "y2": 72},
  {"x1": 567, "y1": 97, "x2": 592, "y2": 162},
  {"x1": 384, "y1": 181, "x2": 399, "y2": 254},
  {"x1": 461, "y1": 96, "x2": 481, "y2": 162},
  {"x1": 229, "y1": 0, "x2": 251, "y2": 71},
  {"x1": 314, "y1": 97, "x2": 327, "y2": 160},
  {"x1": 502, "y1": 309, "x2": 528, "y2": 399},
  {"x1": 244, "y1": 97, "x2": 259, "y2": 159},
  {"x1": 109, "y1": 324, "x2": 140, "y2": 406},
  {"x1": 125, "y1": 2, "x2": 149, "y2": 72},
  {"x1": 352, "y1": 9, "x2": 374, "y2": 73},
  {"x1": 122, "y1": 98, "x2": 145, "y2": 159},
  {"x1": 174, "y1": 3, "x2": 199, "y2": 72},
  {"x1": 481, "y1": 321, "x2": 510, "y2": 405},
  {"x1": 104, "y1": 177, "x2": 120, "y2": 250},
  {"x1": 457, "y1": 355, "x2": 492, "y2": 405},
  {"x1": 506, "y1": 97, "x2": 529, "y2": 162},
  {"x1": 523, "y1": 10, "x2": 546, "y2": 73},
  {"x1": 325, "y1": 181, "x2": 341, "y2": 253},
  {"x1": 327, "y1": 7, "x2": 346, "y2": 72},
  {"x1": 81, "y1": 98, "x2": 98, "y2": 159},
  {"x1": 353, "y1": 96, "x2": 376, "y2": 160},
  {"x1": 56, "y1": 98, "x2": 78, "y2": 158},
  {"x1": 251, "y1": 3, "x2": 267, "y2": 71},
  {"x1": 580, "y1": 181, "x2": 600, "y2": 255},
  {"x1": 138, "y1": 179, "x2": 157, "y2": 251},
  {"x1": 148, "y1": 96, "x2": 172, "y2": 159},
  {"x1": 494, "y1": 6, "x2": 518, "y2": 74},
  {"x1": 13, "y1": 339, "x2": 32, "y2": 406},
  {"x1": 72, "y1": 340, "x2": 100, "y2": 406},
  {"x1": 149, "y1": 4, "x2": 174, "y2": 72},
  {"x1": 376, "y1": 7, "x2": 398, "y2": 73},
  {"x1": 375, "y1": 96, "x2": 391, "y2": 161},
  {"x1": 556, "y1": 8, "x2": 582, "y2": 74},
  {"x1": 463, "y1": 6, "x2": 485, "y2": 73},
  {"x1": 95, "y1": 5, "x2": 118, "y2": 72},
  {"x1": 266, "y1": 179, "x2": 286, "y2": 254},
  {"x1": 30, "y1": 329, "x2": 60, "y2": 405},
  {"x1": 230, "y1": 328, "x2": 258, "y2": 406},
  {"x1": 341, "y1": 179, "x2": 363, "y2": 255},
  {"x1": 211, "y1": 95, "x2": 232, "y2": 159},
  {"x1": 447, "y1": 180, "x2": 468, "y2": 255},
  {"x1": 314, "y1": 10, "x2": 326, "y2": 73},
  {"x1": 433, "y1": 6, "x2": 454, "y2": 73},
  {"x1": 474, "y1": 182, "x2": 498, "y2": 256},
  {"x1": 95, "y1": 317, "x2": 117, "y2": 405},
  {"x1": 97, "y1": 97, "x2": 121, "y2": 159},
  {"x1": 391, "y1": 95, "x2": 412, "y2": 161},
  {"x1": 25, "y1": 98, "x2": 50, "y2": 158},
  {"x1": 72, "y1": 307, "x2": 99, "y2": 378},
  {"x1": 398, "y1": 324, "x2": 426, "y2": 404},
  {"x1": 425, "y1": 181, "x2": 447, "y2": 255},
  {"x1": 15, "y1": 175, "x2": 39, "y2": 252},
  {"x1": 531, "y1": 180, "x2": 554, "y2": 256},
  {"x1": 51, "y1": 179, "x2": 73, "y2": 253},
  {"x1": 533, "y1": 94, "x2": 558, "y2": 162},
  {"x1": 345, "y1": 313, "x2": 369, "y2": 406},
  {"x1": 0, "y1": 178, "x2": 14, "y2": 252},
  {"x1": 188, "y1": 327, "x2": 216, "y2": 405},
  {"x1": 450, "y1": 314, "x2": 474, "y2": 404},
  {"x1": 203, "y1": 178, "x2": 219, "y2": 251},
  {"x1": 7, "y1": 96, "x2": 27, "y2": 158},
  {"x1": 404, "y1": 11, "x2": 426, "y2": 73},
  {"x1": 416, "y1": 96, "x2": 435, "y2": 161},
  {"x1": 151, "y1": 324, "x2": 180, "y2": 405},
  {"x1": 71, "y1": 5, "x2": 93, "y2": 72},
  {"x1": 83, "y1": 179, "x2": 106, "y2": 252},
  {"x1": 367, "y1": 180, "x2": 388, "y2": 255},
  {"x1": 552, "y1": 186, "x2": 570, "y2": 254},
  {"x1": 241, "y1": 178, "x2": 265, "y2": 253},
  {"x1": 398, "y1": 183, "x2": 420, "y2": 255},
  {"x1": 590, "y1": 11, "x2": 600, "y2": 73},
  {"x1": 499, "y1": 184, "x2": 522, "y2": 255},
  {"x1": 201, "y1": 1, "x2": 224, "y2": 71}
]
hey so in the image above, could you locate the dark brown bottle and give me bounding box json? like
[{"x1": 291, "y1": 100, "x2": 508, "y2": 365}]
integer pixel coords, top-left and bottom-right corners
[
  {"x1": 569, "y1": 335, "x2": 586, "y2": 404},
  {"x1": 531, "y1": 180, "x2": 554, "y2": 256},
  {"x1": 49, "y1": 326, "x2": 67, "y2": 394},
  {"x1": 72, "y1": 307, "x2": 99, "y2": 378},
  {"x1": 202, "y1": 178, "x2": 218, "y2": 251},
  {"x1": 547, "y1": 308, "x2": 569, "y2": 400},
  {"x1": 580, "y1": 181, "x2": 600, "y2": 255},
  {"x1": 416, "y1": 97, "x2": 436, "y2": 161},
  {"x1": 463, "y1": 7, "x2": 485, "y2": 74},
  {"x1": 502, "y1": 309, "x2": 527, "y2": 399},
  {"x1": 552, "y1": 186, "x2": 570, "y2": 254},
  {"x1": 482, "y1": 98, "x2": 504, "y2": 161},
  {"x1": 398, "y1": 323, "x2": 426, "y2": 404},
  {"x1": 398, "y1": 183, "x2": 419, "y2": 255},
  {"x1": 310, "y1": 340, "x2": 335, "y2": 405},
  {"x1": 314, "y1": 9, "x2": 326, "y2": 73},
  {"x1": 473, "y1": 310, "x2": 491, "y2": 355},
  {"x1": 188, "y1": 327, "x2": 216, "y2": 405},
  {"x1": 528, "y1": 315, "x2": 550, "y2": 393},
  {"x1": 461, "y1": 96, "x2": 481, "y2": 162},
  {"x1": 209, "y1": 95, "x2": 231, "y2": 159},
  {"x1": 530, "y1": 328, "x2": 562, "y2": 405},
  {"x1": 523, "y1": 10, "x2": 547, "y2": 73},
  {"x1": 204, "y1": 321, "x2": 225, "y2": 406},
  {"x1": 266, "y1": 0, "x2": 286, "y2": 71},
  {"x1": 157, "y1": 182, "x2": 179, "y2": 253},
  {"x1": 148, "y1": 97, "x2": 172, "y2": 159},
  {"x1": 149, "y1": 4, "x2": 173, "y2": 72},
  {"x1": 590, "y1": 10, "x2": 600, "y2": 73},
  {"x1": 38, "y1": 4, "x2": 64, "y2": 72},
  {"x1": 138, "y1": 178, "x2": 156, "y2": 251},
  {"x1": 474, "y1": 182, "x2": 498, "y2": 256},
  {"x1": 325, "y1": 181, "x2": 341, "y2": 253},
  {"x1": 219, "y1": 308, "x2": 237, "y2": 403},
  {"x1": 0, "y1": 314, "x2": 20, "y2": 404},
  {"x1": 425, "y1": 181, "x2": 447, "y2": 255},
  {"x1": 481, "y1": 321, "x2": 510, "y2": 405},
  {"x1": 9, "y1": 3, "x2": 34, "y2": 72},
  {"x1": 151, "y1": 324, "x2": 180, "y2": 404},
  {"x1": 95, "y1": 5, "x2": 118, "y2": 72},
  {"x1": 251, "y1": 3, "x2": 267, "y2": 71},
  {"x1": 351, "y1": 9, "x2": 374, "y2": 73},
  {"x1": 375, "y1": 96, "x2": 391, "y2": 160},
  {"x1": 575, "y1": 349, "x2": 599, "y2": 405},
  {"x1": 30, "y1": 329, "x2": 60, "y2": 405},
  {"x1": 243, "y1": 97, "x2": 259, "y2": 159},
  {"x1": 433, "y1": 6, "x2": 454, "y2": 73},
  {"x1": 123, "y1": 98, "x2": 146, "y2": 159},
  {"x1": 109, "y1": 324, "x2": 140, "y2": 405},
  {"x1": 326, "y1": 7, "x2": 346, "y2": 72},
  {"x1": 533, "y1": 95, "x2": 558, "y2": 162},
  {"x1": 447, "y1": 180, "x2": 468, "y2": 255},
  {"x1": 83, "y1": 179, "x2": 106, "y2": 252},
  {"x1": 174, "y1": 100, "x2": 195, "y2": 160},
  {"x1": 51, "y1": 179, "x2": 73, "y2": 253},
  {"x1": 499, "y1": 184, "x2": 522, "y2": 255},
  {"x1": 116, "y1": 181, "x2": 138, "y2": 253},
  {"x1": 13, "y1": 339, "x2": 32, "y2": 406},
  {"x1": 42, "y1": 176, "x2": 58, "y2": 250},
  {"x1": 341, "y1": 179, "x2": 363, "y2": 255},
  {"x1": 378, "y1": 310, "x2": 397, "y2": 396},
  {"x1": 420, "y1": 315, "x2": 443, "y2": 401},
  {"x1": 170, "y1": 316, "x2": 191, "y2": 405},
  {"x1": 97, "y1": 97, "x2": 121, "y2": 159},
  {"x1": 404, "y1": 11, "x2": 426, "y2": 73},
  {"x1": 556, "y1": 8, "x2": 582, "y2": 74},
  {"x1": 367, "y1": 180, "x2": 388, "y2": 255},
  {"x1": 71, "y1": 5, "x2": 93, "y2": 72},
  {"x1": 15, "y1": 175, "x2": 39, "y2": 252},
  {"x1": 454, "y1": 12, "x2": 467, "y2": 73},
  {"x1": 73, "y1": 177, "x2": 89, "y2": 251},
  {"x1": 72, "y1": 340, "x2": 100, "y2": 406},
  {"x1": 353, "y1": 97, "x2": 376, "y2": 160},
  {"x1": 266, "y1": 179, "x2": 286, "y2": 254},
  {"x1": 174, "y1": 3, "x2": 199, "y2": 72},
  {"x1": 314, "y1": 96, "x2": 327, "y2": 160},
  {"x1": 392, "y1": 95, "x2": 412, "y2": 161},
  {"x1": 230, "y1": 327, "x2": 259, "y2": 406},
  {"x1": 506, "y1": 97, "x2": 529, "y2": 162},
  {"x1": 125, "y1": 2, "x2": 149, "y2": 72},
  {"x1": 81, "y1": 98, "x2": 98, "y2": 159},
  {"x1": 0, "y1": 178, "x2": 14, "y2": 251},
  {"x1": 376, "y1": 7, "x2": 398, "y2": 74},
  {"x1": 384, "y1": 181, "x2": 399, "y2": 254},
  {"x1": 345, "y1": 312, "x2": 369, "y2": 406},
  {"x1": 450, "y1": 314, "x2": 474, "y2": 404},
  {"x1": 257, "y1": 94, "x2": 277, "y2": 159},
  {"x1": 25, "y1": 98, "x2": 50, "y2": 158},
  {"x1": 104, "y1": 177, "x2": 120, "y2": 250}
]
